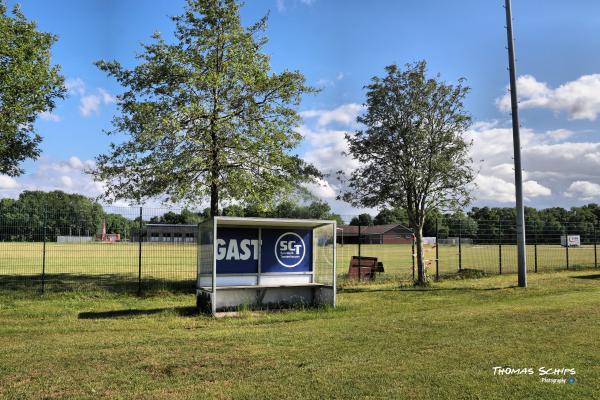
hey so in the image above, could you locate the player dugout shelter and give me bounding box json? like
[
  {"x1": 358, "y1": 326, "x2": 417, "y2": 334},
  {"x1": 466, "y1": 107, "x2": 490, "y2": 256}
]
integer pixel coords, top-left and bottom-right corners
[{"x1": 197, "y1": 217, "x2": 337, "y2": 315}]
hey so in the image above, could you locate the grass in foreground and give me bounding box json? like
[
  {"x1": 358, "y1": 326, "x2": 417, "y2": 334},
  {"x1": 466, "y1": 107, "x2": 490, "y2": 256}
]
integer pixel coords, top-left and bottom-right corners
[{"x1": 1, "y1": 270, "x2": 599, "y2": 399}]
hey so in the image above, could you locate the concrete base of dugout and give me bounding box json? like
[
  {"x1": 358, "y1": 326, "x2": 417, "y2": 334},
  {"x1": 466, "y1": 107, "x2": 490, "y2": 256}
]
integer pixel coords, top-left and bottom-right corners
[{"x1": 196, "y1": 283, "x2": 335, "y2": 315}]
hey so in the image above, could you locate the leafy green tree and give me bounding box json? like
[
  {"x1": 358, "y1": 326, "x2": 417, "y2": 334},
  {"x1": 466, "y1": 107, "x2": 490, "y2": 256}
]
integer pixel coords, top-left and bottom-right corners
[
  {"x1": 0, "y1": 2, "x2": 66, "y2": 176},
  {"x1": 222, "y1": 204, "x2": 245, "y2": 217},
  {"x1": 341, "y1": 61, "x2": 474, "y2": 285},
  {"x1": 1, "y1": 191, "x2": 104, "y2": 240},
  {"x1": 149, "y1": 208, "x2": 204, "y2": 224},
  {"x1": 92, "y1": 0, "x2": 320, "y2": 216},
  {"x1": 349, "y1": 213, "x2": 374, "y2": 226},
  {"x1": 374, "y1": 208, "x2": 408, "y2": 225},
  {"x1": 104, "y1": 213, "x2": 131, "y2": 237},
  {"x1": 445, "y1": 211, "x2": 478, "y2": 238}
]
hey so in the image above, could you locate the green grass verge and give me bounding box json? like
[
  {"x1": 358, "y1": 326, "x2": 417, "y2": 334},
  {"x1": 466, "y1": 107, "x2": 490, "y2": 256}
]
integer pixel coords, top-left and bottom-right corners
[{"x1": 1, "y1": 270, "x2": 599, "y2": 399}]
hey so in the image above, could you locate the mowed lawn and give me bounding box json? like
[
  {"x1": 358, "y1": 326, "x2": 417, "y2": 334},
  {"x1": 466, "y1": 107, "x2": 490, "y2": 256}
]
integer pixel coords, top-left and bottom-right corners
[
  {"x1": 0, "y1": 270, "x2": 599, "y2": 399},
  {"x1": 1, "y1": 242, "x2": 597, "y2": 284}
]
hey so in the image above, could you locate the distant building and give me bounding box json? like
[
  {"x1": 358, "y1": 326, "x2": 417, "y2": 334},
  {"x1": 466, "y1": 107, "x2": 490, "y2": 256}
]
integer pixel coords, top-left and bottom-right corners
[
  {"x1": 337, "y1": 224, "x2": 413, "y2": 244},
  {"x1": 132, "y1": 224, "x2": 197, "y2": 243}
]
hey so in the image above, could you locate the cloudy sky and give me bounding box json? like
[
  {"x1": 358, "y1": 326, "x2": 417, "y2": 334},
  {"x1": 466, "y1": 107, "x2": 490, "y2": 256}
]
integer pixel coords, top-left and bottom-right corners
[{"x1": 2, "y1": 0, "x2": 600, "y2": 215}]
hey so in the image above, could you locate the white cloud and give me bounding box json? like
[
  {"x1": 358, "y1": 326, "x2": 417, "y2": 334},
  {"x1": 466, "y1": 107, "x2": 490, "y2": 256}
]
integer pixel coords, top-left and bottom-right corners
[
  {"x1": 80, "y1": 94, "x2": 102, "y2": 117},
  {"x1": 496, "y1": 74, "x2": 600, "y2": 120},
  {"x1": 0, "y1": 156, "x2": 102, "y2": 199},
  {"x1": 300, "y1": 103, "x2": 364, "y2": 127},
  {"x1": 277, "y1": 0, "x2": 315, "y2": 11},
  {"x1": 299, "y1": 125, "x2": 358, "y2": 174},
  {"x1": 39, "y1": 111, "x2": 61, "y2": 122},
  {"x1": 60, "y1": 175, "x2": 74, "y2": 188},
  {"x1": 65, "y1": 78, "x2": 85, "y2": 96},
  {"x1": 316, "y1": 78, "x2": 334, "y2": 87},
  {"x1": 473, "y1": 175, "x2": 551, "y2": 203},
  {"x1": 0, "y1": 175, "x2": 19, "y2": 190},
  {"x1": 65, "y1": 77, "x2": 115, "y2": 117},
  {"x1": 98, "y1": 88, "x2": 116, "y2": 104},
  {"x1": 467, "y1": 121, "x2": 599, "y2": 205},
  {"x1": 523, "y1": 180, "x2": 552, "y2": 197},
  {"x1": 304, "y1": 178, "x2": 336, "y2": 199},
  {"x1": 79, "y1": 89, "x2": 115, "y2": 117},
  {"x1": 565, "y1": 181, "x2": 600, "y2": 201},
  {"x1": 336, "y1": 72, "x2": 344, "y2": 80}
]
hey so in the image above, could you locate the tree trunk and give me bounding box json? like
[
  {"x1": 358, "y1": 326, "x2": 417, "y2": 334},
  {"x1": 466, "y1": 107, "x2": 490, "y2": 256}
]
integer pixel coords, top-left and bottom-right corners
[
  {"x1": 415, "y1": 226, "x2": 427, "y2": 285},
  {"x1": 210, "y1": 180, "x2": 218, "y2": 218}
]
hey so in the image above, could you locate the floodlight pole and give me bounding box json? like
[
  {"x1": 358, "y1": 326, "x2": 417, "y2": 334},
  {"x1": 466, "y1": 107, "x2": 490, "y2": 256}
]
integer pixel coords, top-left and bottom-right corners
[{"x1": 505, "y1": 0, "x2": 527, "y2": 288}]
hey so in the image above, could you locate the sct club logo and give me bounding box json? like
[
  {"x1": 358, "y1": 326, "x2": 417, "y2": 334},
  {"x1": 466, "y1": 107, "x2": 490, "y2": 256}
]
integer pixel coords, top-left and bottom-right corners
[{"x1": 275, "y1": 232, "x2": 306, "y2": 268}]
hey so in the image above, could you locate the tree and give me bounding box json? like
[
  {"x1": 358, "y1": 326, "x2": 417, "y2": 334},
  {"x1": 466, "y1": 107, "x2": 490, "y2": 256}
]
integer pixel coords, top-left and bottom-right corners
[
  {"x1": 0, "y1": 191, "x2": 104, "y2": 241},
  {"x1": 149, "y1": 208, "x2": 204, "y2": 224},
  {"x1": 374, "y1": 207, "x2": 408, "y2": 225},
  {"x1": 0, "y1": 2, "x2": 65, "y2": 176},
  {"x1": 445, "y1": 211, "x2": 478, "y2": 238},
  {"x1": 349, "y1": 213, "x2": 374, "y2": 226},
  {"x1": 92, "y1": 0, "x2": 320, "y2": 216},
  {"x1": 340, "y1": 61, "x2": 474, "y2": 285}
]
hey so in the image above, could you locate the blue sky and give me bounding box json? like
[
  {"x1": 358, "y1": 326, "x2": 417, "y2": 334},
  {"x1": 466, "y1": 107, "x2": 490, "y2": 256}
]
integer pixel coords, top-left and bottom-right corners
[{"x1": 2, "y1": 0, "x2": 600, "y2": 216}]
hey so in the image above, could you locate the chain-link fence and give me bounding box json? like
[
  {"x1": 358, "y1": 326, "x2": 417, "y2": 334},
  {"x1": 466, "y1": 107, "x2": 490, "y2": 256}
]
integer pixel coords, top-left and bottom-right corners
[{"x1": 0, "y1": 206, "x2": 598, "y2": 292}]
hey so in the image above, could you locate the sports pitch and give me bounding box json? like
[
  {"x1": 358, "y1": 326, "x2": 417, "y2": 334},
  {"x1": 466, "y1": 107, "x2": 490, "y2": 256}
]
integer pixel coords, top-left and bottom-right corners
[{"x1": 0, "y1": 242, "x2": 596, "y2": 285}]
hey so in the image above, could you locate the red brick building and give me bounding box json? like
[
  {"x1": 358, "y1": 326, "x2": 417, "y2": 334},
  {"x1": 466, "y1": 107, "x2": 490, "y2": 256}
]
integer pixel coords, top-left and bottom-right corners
[{"x1": 337, "y1": 224, "x2": 413, "y2": 244}]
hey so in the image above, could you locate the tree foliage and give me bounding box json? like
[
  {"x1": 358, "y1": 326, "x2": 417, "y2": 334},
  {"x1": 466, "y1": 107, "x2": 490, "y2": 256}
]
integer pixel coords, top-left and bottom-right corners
[
  {"x1": 0, "y1": 191, "x2": 103, "y2": 241},
  {"x1": 0, "y1": 1, "x2": 65, "y2": 176},
  {"x1": 222, "y1": 199, "x2": 343, "y2": 224},
  {"x1": 341, "y1": 61, "x2": 474, "y2": 285},
  {"x1": 92, "y1": 0, "x2": 320, "y2": 215},
  {"x1": 374, "y1": 208, "x2": 408, "y2": 226},
  {"x1": 349, "y1": 213, "x2": 374, "y2": 226}
]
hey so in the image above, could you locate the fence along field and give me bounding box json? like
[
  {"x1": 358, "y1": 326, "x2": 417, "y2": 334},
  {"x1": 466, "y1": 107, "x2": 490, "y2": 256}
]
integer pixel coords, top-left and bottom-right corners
[{"x1": 0, "y1": 207, "x2": 598, "y2": 290}]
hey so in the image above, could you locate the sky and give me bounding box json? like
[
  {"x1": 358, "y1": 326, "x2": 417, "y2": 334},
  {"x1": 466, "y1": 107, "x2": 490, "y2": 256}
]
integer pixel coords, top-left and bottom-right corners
[{"x1": 2, "y1": 0, "x2": 600, "y2": 217}]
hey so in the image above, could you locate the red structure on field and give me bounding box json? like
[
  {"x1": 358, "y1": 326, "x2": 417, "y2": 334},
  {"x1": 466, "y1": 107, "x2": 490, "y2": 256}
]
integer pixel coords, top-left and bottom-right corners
[{"x1": 97, "y1": 222, "x2": 121, "y2": 243}]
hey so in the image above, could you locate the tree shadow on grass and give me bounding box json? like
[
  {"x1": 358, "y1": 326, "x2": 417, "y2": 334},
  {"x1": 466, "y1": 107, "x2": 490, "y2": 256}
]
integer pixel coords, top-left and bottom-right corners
[
  {"x1": 571, "y1": 274, "x2": 600, "y2": 280},
  {"x1": 78, "y1": 306, "x2": 199, "y2": 319},
  {"x1": 339, "y1": 285, "x2": 517, "y2": 294},
  {"x1": 0, "y1": 273, "x2": 194, "y2": 294}
]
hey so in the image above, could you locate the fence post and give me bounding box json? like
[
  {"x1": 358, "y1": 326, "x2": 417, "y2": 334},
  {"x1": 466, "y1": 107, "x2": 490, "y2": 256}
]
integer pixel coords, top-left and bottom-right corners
[
  {"x1": 564, "y1": 221, "x2": 569, "y2": 270},
  {"x1": 435, "y1": 219, "x2": 439, "y2": 281},
  {"x1": 357, "y1": 224, "x2": 361, "y2": 282},
  {"x1": 498, "y1": 221, "x2": 502, "y2": 275},
  {"x1": 534, "y1": 220, "x2": 538, "y2": 273},
  {"x1": 41, "y1": 208, "x2": 47, "y2": 293},
  {"x1": 458, "y1": 218, "x2": 462, "y2": 272},
  {"x1": 138, "y1": 207, "x2": 143, "y2": 294},
  {"x1": 594, "y1": 222, "x2": 597, "y2": 268},
  {"x1": 411, "y1": 233, "x2": 415, "y2": 281}
]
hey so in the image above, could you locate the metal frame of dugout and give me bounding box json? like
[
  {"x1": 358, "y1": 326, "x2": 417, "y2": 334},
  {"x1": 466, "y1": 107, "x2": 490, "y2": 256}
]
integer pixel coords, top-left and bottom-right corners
[{"x1": 196, "y1": 217, "x2": 337, "y2": 315}]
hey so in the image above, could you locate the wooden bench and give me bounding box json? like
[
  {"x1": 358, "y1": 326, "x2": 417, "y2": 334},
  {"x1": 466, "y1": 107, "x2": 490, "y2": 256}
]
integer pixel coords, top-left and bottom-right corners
[{"x1": 348, "y1": 256, "x2": 384, "y2": 280}]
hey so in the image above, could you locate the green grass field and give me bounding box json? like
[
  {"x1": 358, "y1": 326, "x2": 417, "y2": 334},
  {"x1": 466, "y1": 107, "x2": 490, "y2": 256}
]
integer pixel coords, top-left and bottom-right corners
[
  {"x1": 1, "y1": 270, "x2": 599, "y2": 399},
  {"x1": 1, "y1": 242, "x2": 597, "y2": 287}
]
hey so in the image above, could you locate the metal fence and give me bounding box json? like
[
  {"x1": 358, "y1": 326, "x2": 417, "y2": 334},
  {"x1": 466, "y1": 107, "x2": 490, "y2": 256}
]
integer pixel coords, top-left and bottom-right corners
[
  {"x1": 336, "y1": 219, "x2": 599, "y2": 282},
  {"x1": 0, "y1": 206, "x2": 598, "y2": 292},
  {"x1": 0, "y1": 206, "x2": 198, "y2": 292}
]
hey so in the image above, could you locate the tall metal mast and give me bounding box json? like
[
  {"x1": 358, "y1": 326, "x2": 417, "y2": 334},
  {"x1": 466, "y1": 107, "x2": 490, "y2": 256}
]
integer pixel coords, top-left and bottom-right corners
[{"x1": 504, "y1": 0, "x2": 527, "y2": 287}]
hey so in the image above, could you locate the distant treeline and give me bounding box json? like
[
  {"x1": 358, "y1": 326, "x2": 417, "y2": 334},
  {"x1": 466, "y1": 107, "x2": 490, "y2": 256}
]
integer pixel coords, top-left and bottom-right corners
[
  {"x1": 0, "y1": 191, "x2": 343, "y2": 241},
  {"x1": 352, "y1": 205, "x2": 600, "y2": 244},
  {"x1": 1, "y1": 190, "x2": 599, "y2": 243}
]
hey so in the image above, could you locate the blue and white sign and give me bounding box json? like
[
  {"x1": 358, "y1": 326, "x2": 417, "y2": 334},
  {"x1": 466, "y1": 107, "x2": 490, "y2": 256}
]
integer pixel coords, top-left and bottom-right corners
[
  {"x1": 215, "y1": 227, "x2": 312, "y2": 274},
  {"x1": 261, "y1": 229, "x2": 312, "y2": 273}
]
